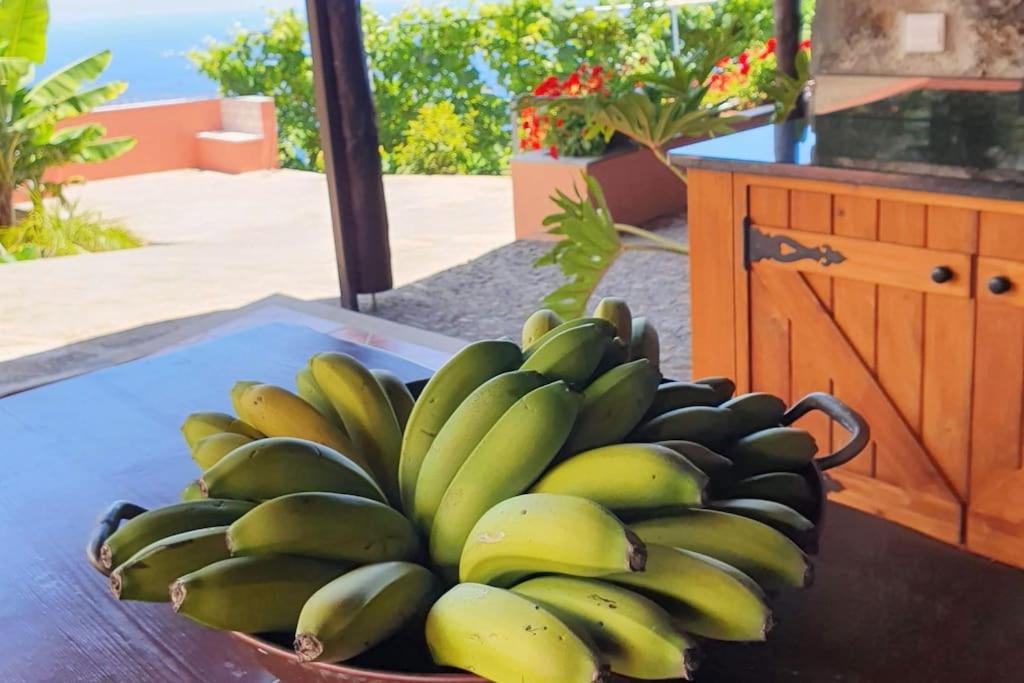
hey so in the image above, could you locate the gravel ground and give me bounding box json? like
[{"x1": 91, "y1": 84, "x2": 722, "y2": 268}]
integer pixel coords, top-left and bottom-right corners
[{"x1": 356, "y1": 215, "x2": 694, "y2": 379}]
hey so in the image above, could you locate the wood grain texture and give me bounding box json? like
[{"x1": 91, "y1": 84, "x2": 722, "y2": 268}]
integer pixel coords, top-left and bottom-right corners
[
  {"x1": 0, "y1": 324, "x2": 434, "y2": 683},
  {"x1": 831, "y1": 195, "x2": 879, "y2": 476},
  {"x1": 979, "y1": 211, "x2": 1024, "y2": 260},
  {"x1": 687, "y1": 170, "x2": 737, "y2": 380},
  {"x1": 732, "y1": 176, "x2": 752, "y2": 392}
]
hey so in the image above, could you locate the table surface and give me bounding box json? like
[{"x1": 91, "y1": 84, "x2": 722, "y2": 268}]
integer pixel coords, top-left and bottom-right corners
[{"x1": 3, "y1": 322, "x2": 1023, "y2": 683}]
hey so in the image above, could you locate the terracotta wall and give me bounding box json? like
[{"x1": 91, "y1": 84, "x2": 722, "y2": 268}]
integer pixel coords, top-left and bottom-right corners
[{"x1": 812, "y1": 0, "x2": 1024, "y2": 79}]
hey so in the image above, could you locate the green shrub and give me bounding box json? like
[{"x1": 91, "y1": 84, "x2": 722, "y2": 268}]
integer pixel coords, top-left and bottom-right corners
[
  {"x1": 392, "y1": 102, "x2": 478, "y2": 175},
  {"x1": 0, "y1": 203, "x2": 142, "y2": 262}
]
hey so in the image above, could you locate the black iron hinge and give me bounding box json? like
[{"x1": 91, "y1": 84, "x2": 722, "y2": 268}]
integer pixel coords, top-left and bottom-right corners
[{"x1": 742, "y1": 216, "x2": 846, "y2": 271}]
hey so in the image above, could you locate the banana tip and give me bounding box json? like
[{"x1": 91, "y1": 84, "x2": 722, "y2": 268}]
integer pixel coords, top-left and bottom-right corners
[
  {"x1": 625, "y1": 529, "x2": 647, "y2": 572},
  {"x1": 108, "y1": 571, "x2": 123, "y2": 599},
  {"x1": 99, "y1": 544, "x2": 113, "y2": 573},
  {"x1": 197, "y1": 478, "x2": 210, "y2": 497},
  {"x1": 294, "y1": 633, "x2": 323, "y2": 662},
  {"x1": 803, "y1": 561, "x2": 815, "y2": 588},
  {"x1": 170, "y1": 580, "x2": 187, "y2": 611}
]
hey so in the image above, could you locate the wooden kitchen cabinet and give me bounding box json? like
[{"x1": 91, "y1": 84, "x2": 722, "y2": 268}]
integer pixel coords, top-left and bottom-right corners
[{"x1": 688, "y1": 169, "x2": 1024, "y2": 568}]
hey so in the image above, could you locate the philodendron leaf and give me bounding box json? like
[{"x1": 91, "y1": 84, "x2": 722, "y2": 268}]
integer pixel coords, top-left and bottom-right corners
[{"x1": 533, "y1": 175, "x2": 623, "y2": 319}]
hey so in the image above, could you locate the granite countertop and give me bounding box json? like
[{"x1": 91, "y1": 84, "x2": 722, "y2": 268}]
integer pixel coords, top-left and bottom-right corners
[{"x1": 670, "y1": 89, "x2": 1024, "y2": 201}]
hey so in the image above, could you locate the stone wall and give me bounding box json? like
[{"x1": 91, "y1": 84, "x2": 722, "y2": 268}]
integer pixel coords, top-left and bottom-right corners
[{"x1": 812, "y1": 0, "x2": 1023, "y2": 79}]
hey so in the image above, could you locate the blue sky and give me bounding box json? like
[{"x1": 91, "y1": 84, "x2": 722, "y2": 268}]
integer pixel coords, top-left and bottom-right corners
[{"x1": 51, "y1": 0, "x2": 303, "y2": 21}]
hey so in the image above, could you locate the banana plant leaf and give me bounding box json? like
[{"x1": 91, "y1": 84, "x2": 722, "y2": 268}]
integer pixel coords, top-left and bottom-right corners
[
  {"x1": 0, "y1": 0, "x2": 48, "y2": 63},
  {"x1": 26, "y1": 50, "x2": 112, "y2": 105}
]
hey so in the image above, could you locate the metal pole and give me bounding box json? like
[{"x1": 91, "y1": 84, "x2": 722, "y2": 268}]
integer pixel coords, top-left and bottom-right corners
[{"x1": 670, "y1": 6, "x2": 680, "y2": 54}]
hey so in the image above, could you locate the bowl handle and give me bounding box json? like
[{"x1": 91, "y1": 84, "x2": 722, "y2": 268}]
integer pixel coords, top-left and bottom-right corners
[
  {"x1": 781, "y1": 392, "x2": 870, "y2": 471},
  {"x1": 86, "y1": 500, "x2": 148, "y2": 575}
]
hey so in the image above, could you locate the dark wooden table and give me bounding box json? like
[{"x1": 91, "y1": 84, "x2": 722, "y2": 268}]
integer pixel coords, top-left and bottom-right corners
[{"x1": 2, "y1": 323, "x2": 1022, "y2": 682}]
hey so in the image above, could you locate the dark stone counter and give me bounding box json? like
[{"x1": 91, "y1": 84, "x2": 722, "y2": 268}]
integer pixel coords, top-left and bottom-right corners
[{"x1": 670, "y1": 89, "x2": 1024, "y2": 201}]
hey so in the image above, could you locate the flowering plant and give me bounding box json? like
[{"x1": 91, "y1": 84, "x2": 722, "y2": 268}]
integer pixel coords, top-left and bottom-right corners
[
  {"x1": 519, "y1": 64, "x2": 614, "y2": 159},
  {"x1": 704, "y1": 38, "x2": 812, "y2": 119}
]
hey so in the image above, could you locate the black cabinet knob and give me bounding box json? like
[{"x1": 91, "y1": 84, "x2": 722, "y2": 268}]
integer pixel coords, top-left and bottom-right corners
[
  {"x1": 988, "y1": 276, "x2": 1012, "y2": 295},
  {"x1": 931, "y1": 266, "x2": 954, "y2": 284}
]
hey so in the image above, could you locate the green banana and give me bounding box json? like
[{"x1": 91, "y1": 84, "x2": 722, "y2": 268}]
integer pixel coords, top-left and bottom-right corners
[
  {"x1": 429, "y1": 383, "x2": 582, "y2": 575},
  {"x1": 310, "y1": 352, "x2": 404, "y2": 504},
  {"x1": 728, "y1": 427, "x2": 818, "y2": 477},
  {"x1": 722, "y1": 472, "x2": 817, "y2": 517},
  {"x1": 719, "y1": 393, "x2": 787, "y2": 437},
  {"x1": 199, "y1": 437, "x2": 385, "y2": 504},
  {"x1": 181, "y1": 411, "x2": 262, "y2": 449},
  {"x1": 709, "y1": 498, "x2": 815, "y2": 548},
  {"x1": 426, "y1": 583, "x2": 606, "y2": 683},
  {"x1": 230, "y1": 380, "x2": 261, "y2": 416},
  {"x1": 643, "y1": 382, "x2": 723, "y2": 420},
  {"x1": 521, "y1": 309, "x2": 564, "y2": 348},
  {"x1": 562, "y1": 359, "x2": 660, "y2": 455},
  {"x1": 593, "y1": 297, "x2": 632, "y2": 343},
  {"x1": 399, "y1": 340, "x2": 522, "y2": 511},
  {"x1": 521, "y1": 323, "x2": 613, "y2": 387},
  {"x1": 633, "y1": 406, "x2": 736, "y2": 447},
  {"x1": 234, "y1": 383, "x2": 366, "y2": 472},
  {"x1": 295, "y1": 562, "x2": 440, "y2": 663},
  {"x1": 412, "y1": 370, "x2": 550, "y2": 533},
  {"x1": 531, "y1": 444, "x2": 707, "y2": 513},
  {"x1": 171, "y1": 556, "x2": 349, "y2": 633},
  {"x1": 191, "y1": 432, "x2": 253, "y2": 471},
  {"x1": 693, "y1": 376, "x2": 736, "y2": 404},
  {"x1": 99, "y1": 499, "x2": 254, "y2": 572},
  {"x1": 631, "y1": 510, "x2": 812, "y2": 590},
  {"x1": 459, "y1": 493, "x2": 645, "y2": 587},
  {"x1": 593, "y1": 336, "x2": 629, "y2": 377},
  {"x1": 608, "y1": 544, "x2": 771, "y2": 642},
  {"x1": 110, "y1": 526, "x2": 231, "y2": 602},
  {"x1": 296, "y1": 367, "x2": 347, "y2": 429},
  {"x1": 656, "y1": 440, "x2": 734, "y2": 480},
  {"x1": 511, "y1": 576, "x2": 697, "y2": 681},
  {"x1": 523, "y1": 317, "x2": 616, "y2": 357},
  {"x1": 370, "y1": 369, "x2": 416, "y2": 432},
  {"x1": 227, "y1": 492, "x2": 420, "y2": 564},
  {"x1": 628, "y1": 316, "x2": 660, "y2": 371},
  {"x1": 180, "y1": 480, "x2": 204, "y2": 501}
]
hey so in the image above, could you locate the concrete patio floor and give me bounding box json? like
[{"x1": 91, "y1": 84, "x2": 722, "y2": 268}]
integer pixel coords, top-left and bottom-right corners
[{"x1": 0, "y1": 169, "x2": 513, "y2": 363}]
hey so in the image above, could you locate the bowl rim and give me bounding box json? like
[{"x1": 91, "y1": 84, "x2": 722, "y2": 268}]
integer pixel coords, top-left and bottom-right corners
[{"x1": 229, "y1": 631, "x2": 484, "y2": 682}]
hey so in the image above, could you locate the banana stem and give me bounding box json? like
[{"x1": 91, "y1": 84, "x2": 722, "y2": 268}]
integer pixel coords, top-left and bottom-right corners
[
  {"x1": 614, "y1": 223, "x2": 689, "y2": 254},
  {"x1": 622, "y1": 243, "x2": 689, "y2": 255}
]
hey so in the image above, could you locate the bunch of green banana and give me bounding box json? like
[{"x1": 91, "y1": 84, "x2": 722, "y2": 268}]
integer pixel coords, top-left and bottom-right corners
[
  {"x1": 561, "y1": 358, "x2": 660, "y2": 455},
  {"x1": 521, "y1": 321, "x2": 614, "y2": 387},
  {"x1": 628, "y1": 316, "x2": 660, "y2": 370},
  {"x1": 181, "y1": 411, "x2": 262, "y2": 448},
  {"x1": 110, "y1": 526, "x2": 231, "y2": 602},
  {"x1": 521, "y1": 308, "x2": 563, "y2": 348}
]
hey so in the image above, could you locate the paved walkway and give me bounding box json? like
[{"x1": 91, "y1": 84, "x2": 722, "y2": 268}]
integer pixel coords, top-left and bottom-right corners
[{"x1": 0, "y1": 169, "x2": 513, "y2": 362}]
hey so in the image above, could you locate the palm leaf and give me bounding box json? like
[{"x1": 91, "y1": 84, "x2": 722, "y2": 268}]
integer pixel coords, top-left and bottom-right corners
[
  {"x1": 0, "y1": 55, "x2": 31, "y2": 86},
  {"x1": 26, "y1": 50, "x2": 112, "y2": 105},
  {"x1": 51, "y1": 81, "x2": 127, "y2": 116},
  {"x1": 79, "y1": 136, "x2": 136, "y2": 162},
  {"x1": 0, "y1": 0, "x2": 48, "y2": 63}
]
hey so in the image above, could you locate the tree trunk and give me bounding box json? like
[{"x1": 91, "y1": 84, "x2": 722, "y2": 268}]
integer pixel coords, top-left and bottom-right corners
[
  {"x1": 774, "y1": 0, "x2": 805, "y2": 119},
  {"x1": 0, "y1": 186, "x2": 13, "y2": 228}
]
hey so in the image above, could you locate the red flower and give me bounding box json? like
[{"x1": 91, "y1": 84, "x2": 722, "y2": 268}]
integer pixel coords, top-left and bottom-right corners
[
  {"x1": 738, "y1": 50, "x2": 750, "y2": 64},
  {"x1": 800, "y1": 38, "x2": 812, "y2": 50},
  {"x1": 716, "y1": 56, "x2": 731, "y2": 68},
  {"x1": 556, "y1": 118, "x2": 565, "y2": 128},
  {"x1": 533, "y1": 76, "x2": 560, "y2": 97},
  {"x1": 563, "y1": 71, "x2": 582, "y2": 95},
  {"x1": 548, "y1": 145, "x2": 559, "y2": 159},
  {"x1": 739, "y1": 61, "x2": 751, "y2": 76},
  {"x1": 759, "y1": 38, "x2": 777, "y2": 59}
]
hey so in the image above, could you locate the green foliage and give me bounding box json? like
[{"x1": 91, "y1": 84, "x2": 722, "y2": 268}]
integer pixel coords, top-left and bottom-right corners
[
  {"x1": 762, "y1": 49, "x2": 812, "y2": 122},
  {"x1": 0, "y1": 0, "x2": 134, "y2": 226},
  {"x1": 189, "y1": 9, "x2": 317, "y2": 170},
  {"x1": 392, "y1": 102, "x2": 478, "y2": 175},
  {"x1": 533, "y1": 175, "x2": 622, "y2": 319},
  {"x1": 0, "y1": 201, "x2": 142, "y2": 261}
]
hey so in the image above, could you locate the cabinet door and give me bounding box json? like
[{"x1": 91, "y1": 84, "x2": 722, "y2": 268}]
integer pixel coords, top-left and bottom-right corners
[
  {"x1": 740, "y1": 181, "x2": 975, "y2": 546},
  {"x1": 969, "y1": 219, "x2": 1024, "y2": 568}
]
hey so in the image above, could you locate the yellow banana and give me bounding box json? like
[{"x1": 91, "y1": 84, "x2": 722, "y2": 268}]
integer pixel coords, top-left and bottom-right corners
[
  {"x1": 199, "y1": 436, "x2": 385, "y2": 504},
  {"x1": 521, "y1": 308, "x2": 563, "y2": 348},
  {"x1": 399, "y1": 340, "x2": 522, "y2": 511},
  {"x1": 227, "y1": 492, "x2": 419, "y2": 564},
  {"x1": 728, "y1": 427, "x2": 817, "y2": 477},
  {"x1": 719, "y1": 392, "x2": 787, "y2": 436},
  {"x1": 426, "y1": 583, "x2": 606, "y2": 683},
  {"x1": 511, "y1": 576, "x2": 698, "y2": 681},
  {"x1": 171, "y1": 555, "x2": 349, "y2": 633},
  {"x1": 531, "y1": 444, "x2": 707, "y2": 514},
  {"x1": 608, "y1": 544, "x2": 772, "y2": 642},
  {"x1": 628, "y1": 316, "x2": 660, "y2": 371},
  {"x1": 520, "y1": 323, "x2": 613, "y2": 387},
  {"x1": 234, "y1": 383, "x2": 366, "y2": 472},
  {"x1": 631, "y1": 510, "x2": 813, "y2": 590},
  {"x1": 191, "y1": 432, "x2": 253, "y2": 471},
  {"x1": 110, "y1": 526, "x2": 231, "y2": 602},
  {"x1": 99, "y1": 499, "x2": 254, "y2": 572},
  {"x1": 593, "y1": 296, "x2": 632, "y2": 343},
  {"x1": 180, "y1": 411, "x2": 262, "y2": 449},
  {"x1": 370, "y1": 368, "x2": 416, "y2": 432},
  {"x1": 310, "y1": 352, "x2": 404, "y2": 504},
  {"x1": 459, "y1": 493, "x2": 645, "y2": 587},
  {"x1": 656, "y1": 440, "x2": 734, "y2": 480},
  {"x1": 295, "y1": 562, "x2": 440, "y2": 663},
  {"x1": 412, "y1": 370, "x2": 550, "y2": 533},
  {"x1": 295, "y1": 367, "x2": 347, "y2": 430},
  {"x1": 230, "y1": 381, "x2": 261, "y2": 416},
  {"x1": 563, "y1": 359, "x2": 660, "y2": 455},
  {"x1": 180, "y1": 480, "x2": 203, "y2": 501},
  {"x1": 429, "y1": 383, "x2": 582, "y2": 575}
]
